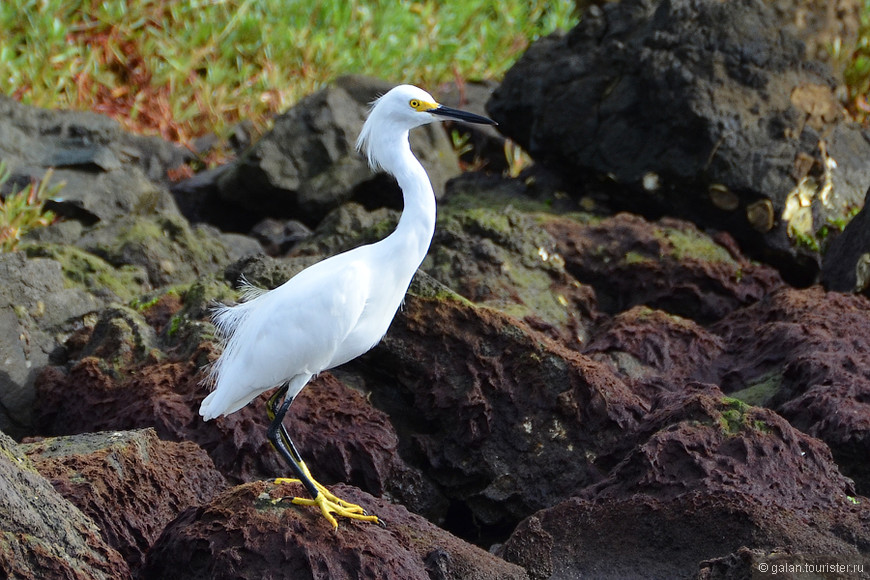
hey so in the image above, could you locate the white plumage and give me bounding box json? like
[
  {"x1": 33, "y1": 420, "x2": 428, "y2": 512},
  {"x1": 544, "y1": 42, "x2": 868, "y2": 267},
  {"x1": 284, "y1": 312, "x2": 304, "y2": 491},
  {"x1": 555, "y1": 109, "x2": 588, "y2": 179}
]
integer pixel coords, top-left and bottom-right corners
[{"x1": 198, "y1": 84, "x2": 495, "y2": 528}]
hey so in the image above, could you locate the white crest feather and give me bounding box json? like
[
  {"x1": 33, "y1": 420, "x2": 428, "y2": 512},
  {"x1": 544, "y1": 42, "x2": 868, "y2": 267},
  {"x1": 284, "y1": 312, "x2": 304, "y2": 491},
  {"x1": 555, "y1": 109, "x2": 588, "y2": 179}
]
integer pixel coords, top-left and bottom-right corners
[{"x1": 356, "y1": 93, "x2": 386, "y2": 171}]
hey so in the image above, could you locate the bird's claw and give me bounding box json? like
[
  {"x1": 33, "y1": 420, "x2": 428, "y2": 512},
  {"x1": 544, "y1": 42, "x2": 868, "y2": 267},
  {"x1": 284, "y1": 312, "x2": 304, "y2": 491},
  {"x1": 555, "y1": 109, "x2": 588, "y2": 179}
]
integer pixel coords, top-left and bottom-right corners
[
  {"x1": 273, "y1": 477, "x2": 380, "y2": 528},
  {"x1": 291, "y1": 493, "x2": 380, "y2": 529}
]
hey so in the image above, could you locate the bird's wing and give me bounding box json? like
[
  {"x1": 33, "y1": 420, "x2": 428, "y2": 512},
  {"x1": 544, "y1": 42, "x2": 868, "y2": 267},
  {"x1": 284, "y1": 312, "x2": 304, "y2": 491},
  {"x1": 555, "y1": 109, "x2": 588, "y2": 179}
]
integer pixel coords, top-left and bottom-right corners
[{"x1": 202, "y1": 256, "x2": 371, "y2": 417}]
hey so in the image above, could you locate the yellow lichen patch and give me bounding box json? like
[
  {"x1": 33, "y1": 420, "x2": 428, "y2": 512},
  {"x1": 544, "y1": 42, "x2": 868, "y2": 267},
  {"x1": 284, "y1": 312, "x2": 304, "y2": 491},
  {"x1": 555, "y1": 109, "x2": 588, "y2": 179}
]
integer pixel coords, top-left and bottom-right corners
[
  {"x1": 782, "y1": 178, "x2": 816, "y2": 238},
  {"x1": 781, "y1": 140, "x2": 839, "y2": 247}
]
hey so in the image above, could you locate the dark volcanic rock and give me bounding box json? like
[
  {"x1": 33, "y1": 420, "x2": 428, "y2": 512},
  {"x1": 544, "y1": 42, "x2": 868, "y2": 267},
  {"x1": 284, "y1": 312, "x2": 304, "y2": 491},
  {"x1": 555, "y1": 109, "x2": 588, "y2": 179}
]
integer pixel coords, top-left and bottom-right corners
[
  {"x1": 180, "y1": 75, "x2": 462, "y2": 230},
  {"x1": 0, "y1": 430, "x2": 131, "y2": 580},
  {"x1": 432, "y1": 80, "x2": 507, "y2": 173},
  {"x1": 499, "y1": 389, "x2": 870, "y2": 579},
  {"x1": 426, "y1": 200, "x2": 597, "y2": 344},
  {"x1": 584, "y1": 305, "x2": 724, "y2": 384},
  {"x1": 0, "y1": 95, "x2": 189, "y2": 225},
  {"x1": 21, "y1": 428, "x2": 227, "y2": 573},
  {"x1": 249, "y1": 217, "x2": 313, "y2": 256},
  {"x1": 75, "y1": 213, "x2": 259, "y2": 289},
  {"x1": 821, "y1": 185, "x2": 870, "y2": 293},
  {"x1": 33, "y1": 350, "x2": 287, "y2": 480},
  {"x1": 489, "y1": 0, "x2": 870, "y2": 282},
  {"x1": 544, "y1": 213, "x2": 783, "y2": 323},
  {"x1": 287, "y1": 373, "x2": 448, "y2": 521},
  {"x1": 140, "y1": 481, "x2": 528, "y2": 580}
]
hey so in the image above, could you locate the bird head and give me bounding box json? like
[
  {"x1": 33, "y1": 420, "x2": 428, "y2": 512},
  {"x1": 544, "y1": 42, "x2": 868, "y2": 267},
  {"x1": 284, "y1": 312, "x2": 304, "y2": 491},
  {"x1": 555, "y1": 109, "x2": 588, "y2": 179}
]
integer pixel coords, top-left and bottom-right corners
[{"x1": 356, "y1": 84, "x2": 496, "y2": 172}]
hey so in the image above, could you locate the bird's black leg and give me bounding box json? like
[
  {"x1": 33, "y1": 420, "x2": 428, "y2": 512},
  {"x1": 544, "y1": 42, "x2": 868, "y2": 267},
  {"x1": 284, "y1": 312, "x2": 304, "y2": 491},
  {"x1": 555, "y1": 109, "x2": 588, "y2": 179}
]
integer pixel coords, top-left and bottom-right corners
[
  {"x1": 264, "y1": 383, "x2": 380, "y2": 528},
  {"x1": 265, "y1": 384, "x2": 319, "y2": 500}
]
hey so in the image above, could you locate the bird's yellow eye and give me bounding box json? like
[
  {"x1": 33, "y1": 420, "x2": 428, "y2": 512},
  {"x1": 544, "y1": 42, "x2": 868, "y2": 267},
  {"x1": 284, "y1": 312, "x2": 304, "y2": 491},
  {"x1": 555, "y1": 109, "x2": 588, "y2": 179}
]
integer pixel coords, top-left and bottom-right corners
[{"x1": 409, "y1": 98, "x2": 435, "y2": 112}]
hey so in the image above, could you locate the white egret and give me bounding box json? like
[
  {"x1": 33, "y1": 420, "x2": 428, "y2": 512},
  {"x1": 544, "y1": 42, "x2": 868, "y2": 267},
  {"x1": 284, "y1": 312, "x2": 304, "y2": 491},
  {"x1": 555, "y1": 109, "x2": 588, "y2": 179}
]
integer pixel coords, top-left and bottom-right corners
[{"x1": 199, "y1": 84, "x2": 496, "y2": 528}]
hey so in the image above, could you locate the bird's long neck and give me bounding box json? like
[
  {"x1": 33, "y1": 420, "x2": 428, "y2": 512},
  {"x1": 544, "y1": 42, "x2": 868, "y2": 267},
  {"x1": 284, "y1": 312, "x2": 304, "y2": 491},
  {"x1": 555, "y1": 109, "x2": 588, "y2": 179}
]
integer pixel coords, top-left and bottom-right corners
[{"x1": 381, "y1": 132, "x2": 436, "y2": 269}]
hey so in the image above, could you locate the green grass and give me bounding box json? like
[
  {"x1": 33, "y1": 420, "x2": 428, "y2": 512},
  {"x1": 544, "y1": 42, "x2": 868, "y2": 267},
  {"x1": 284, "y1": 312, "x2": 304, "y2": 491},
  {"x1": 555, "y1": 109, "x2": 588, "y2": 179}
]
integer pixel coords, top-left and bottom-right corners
[
  {"x1": 0, "y1": 161, "x2": 60, "y2": 252},
  {"x1": 840, "y1": 0, "x2": 870, "y2": 123},
  {"x1": 0, "y1": 0, "x2": 578, "y2": 144}
]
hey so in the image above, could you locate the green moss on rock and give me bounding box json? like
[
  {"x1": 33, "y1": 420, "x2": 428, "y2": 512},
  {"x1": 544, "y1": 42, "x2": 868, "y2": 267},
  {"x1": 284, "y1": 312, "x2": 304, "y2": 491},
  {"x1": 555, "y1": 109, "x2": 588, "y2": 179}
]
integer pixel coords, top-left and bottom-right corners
[{"x1": 22, "y1": 243, "x2": 147, "y2": 303}]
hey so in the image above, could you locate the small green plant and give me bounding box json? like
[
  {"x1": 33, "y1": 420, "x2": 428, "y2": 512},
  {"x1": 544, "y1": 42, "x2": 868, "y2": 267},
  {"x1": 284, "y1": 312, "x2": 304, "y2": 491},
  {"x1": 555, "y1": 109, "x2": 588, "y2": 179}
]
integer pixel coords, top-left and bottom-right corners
[
  {"x1": 0, "y1": 162, "x2": 61, "y2": 253},
  {"x1": 450, "y1": 129, "x2": 474, "y2": 158},
  {"x1": 840, "y1": 1, "x2": 870, "y2": 124},
  {"x1": 718, "y1": 396, "x2": 751, "y2": 435}
]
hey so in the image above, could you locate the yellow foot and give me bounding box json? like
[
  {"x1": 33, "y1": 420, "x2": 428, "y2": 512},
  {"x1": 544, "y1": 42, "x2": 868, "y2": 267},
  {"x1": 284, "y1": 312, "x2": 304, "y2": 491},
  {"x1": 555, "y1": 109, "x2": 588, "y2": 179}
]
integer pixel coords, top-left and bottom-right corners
[{"x1": 273, "y1": 475, "x2": 380, "y2": 529}]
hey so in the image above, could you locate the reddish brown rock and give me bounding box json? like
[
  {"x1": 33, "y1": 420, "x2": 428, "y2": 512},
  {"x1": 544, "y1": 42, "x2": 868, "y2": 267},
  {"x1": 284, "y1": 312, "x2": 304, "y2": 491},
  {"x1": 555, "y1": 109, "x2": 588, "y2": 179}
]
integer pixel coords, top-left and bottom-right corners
[
  {"x1": 355, "y1": 292, "x2": 648, "y2": 539},
  {"x1": 140, "y1": 481, "x2": 528, "y2": 580},
  {"x1": 0, "y1": 430, "x2": 131, "y2": 580},
  {"x1": 544, "y1": 213, "x2": 783, "y2": 323},
  {"x1": 499, "y1": 389, "x2": 870, "y2": 579},
  {"x1": 712, "y1": 287, "x2": 870, "y2": 495},
  {"x1": 21, "y1": 428, "x2": 227, "y2": 573},
  {"x1": 33, "y1": 354, "x2": 442, "y2": 520},
  {"x1": 584, "y1": 305, "x2": 724, "y2": 383}
]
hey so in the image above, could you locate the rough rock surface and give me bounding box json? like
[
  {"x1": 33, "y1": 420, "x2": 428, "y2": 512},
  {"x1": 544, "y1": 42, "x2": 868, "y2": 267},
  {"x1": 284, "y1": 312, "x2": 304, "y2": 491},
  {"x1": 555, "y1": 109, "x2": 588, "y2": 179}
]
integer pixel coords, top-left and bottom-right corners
[
  {"x1": 0, "y1": 251, "x2": 100, "y2": 438},
  {"x1": 354, "y1": 288, "x2": 648, "y2": 540},
  {"x1": 0, "y1": 96, "x2": 260, "y2": 437},
  {"x1": 821, "y1": 185, "x2": 870, "y2": 293},
  {"x1": 0, "y1": 94, "x2": 188, "y2": 224},
  {"x1": 5, "y1": 7, "x2": 870, "y2": 574},
  {"x1": 21, "y1": 428, "x2": 227, "y2": 573},
  {"x1": 0, "y1": 430, "x2": 131, "y2": 580},
  {"x1": 28, "y1": 165, "x2": 870, "y2": 575},
  {"x1": 583, "y1": 305, "x2": 725, "y2": 384},
  {"x1": 426, "y1": 192, "x2": 597, "y2": 343},
  {"x1": 488, "y1": 0, "x2": 870, "y2": 282},
  {"x1": 712, "y1": 286, "x2": 870, "y2": 495},
  {"x1": 34, "y1": 317, "x2": 445, "y2": 521},
  {"x1": 175, "y1": 75, "x2": 463, "y2": 230},
  {"x1": 498, "y1": 389, "x2": 870, "y2": 579},
  {"x1": 544, "y1": 213, "x2": 784, "y2": 322},
  {"x1": 140, "y1": 481, "x2": 529, "y2": 580},
  {"x1": 74, "y1": 213, "x2": 255, "y2": 289}
]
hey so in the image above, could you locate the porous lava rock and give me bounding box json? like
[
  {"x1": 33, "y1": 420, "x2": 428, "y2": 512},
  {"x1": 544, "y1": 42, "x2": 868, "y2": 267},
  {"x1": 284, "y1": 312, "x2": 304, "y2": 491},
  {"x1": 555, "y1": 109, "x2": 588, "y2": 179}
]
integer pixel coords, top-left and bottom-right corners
[
  {"x1": 712, "y1": 286, "x2": 870, "y2": 495},
  {"x1": 544, "y1": 213, "x2": 783, "y2": 322},
  {"x1": 426, "y1": 198, "x2": 597, "y2": 344},
  {"x1": 74, "y1": 212, "x2": 259, "y2": 289},
  {"x1": 0, "y1": 94, "x2": 188, "y2": 225},
  {"x1": 498, "y1": 389, "x2": 870, "y2": 579},
  {"x1": 488, "y1": 0, "x2": 870, "y2": 282},
  {"x1": 0, "y1": 251, "x2": 100, "y2": 438},
  {"x1": 353, "y1": 287, "x2": 648, "y2": 540},
  {"x1": 583, "y1": 305, "x2": 725, "y2": 384},
  {"x1": 140, "y1": 481, "x2": 528, "y2": 580},
  {"x1": 822, "y1": 185, "x2": 870, "y2": 293},
  {"x1": 0, "y1": 430, "x2": 131, "y2": 580},
  {"x1": 21, "y1": 428, "x2": 227, "y2": 573},
  {"x1": 33, "y1": 342, "x2": 444, "y2": 521}
]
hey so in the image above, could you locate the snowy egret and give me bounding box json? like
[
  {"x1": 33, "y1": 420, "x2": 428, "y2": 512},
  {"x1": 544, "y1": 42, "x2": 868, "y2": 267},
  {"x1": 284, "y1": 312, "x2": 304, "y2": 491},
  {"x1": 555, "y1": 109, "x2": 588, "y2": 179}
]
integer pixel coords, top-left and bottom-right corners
[{"x1": 199, "y1": 84, "x2": 496, "y2": 528}]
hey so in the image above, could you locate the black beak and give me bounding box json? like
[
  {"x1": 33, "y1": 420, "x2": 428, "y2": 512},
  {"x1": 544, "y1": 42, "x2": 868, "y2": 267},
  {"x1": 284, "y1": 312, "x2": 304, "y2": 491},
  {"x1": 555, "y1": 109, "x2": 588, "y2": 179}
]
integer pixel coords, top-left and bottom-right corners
[{"x1": 430, "y1": 105, "x2": 497, "y2": 126}]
